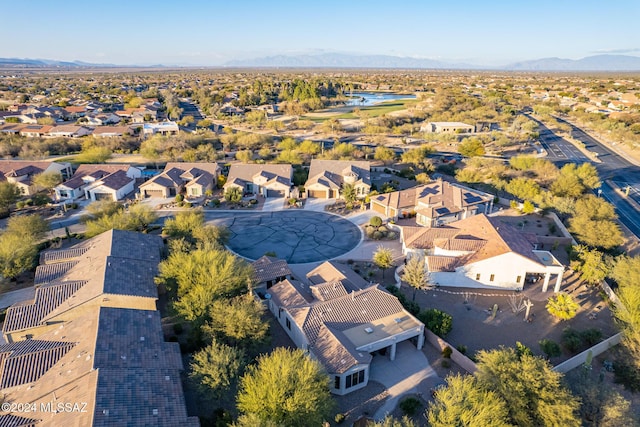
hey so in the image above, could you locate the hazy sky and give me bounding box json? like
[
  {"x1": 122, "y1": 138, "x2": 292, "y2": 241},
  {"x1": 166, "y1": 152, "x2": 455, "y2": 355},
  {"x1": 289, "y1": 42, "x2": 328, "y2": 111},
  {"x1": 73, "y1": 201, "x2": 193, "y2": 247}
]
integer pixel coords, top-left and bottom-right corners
[{"x1": 2, "y1": 0, "x2": 639, "y2": 66}]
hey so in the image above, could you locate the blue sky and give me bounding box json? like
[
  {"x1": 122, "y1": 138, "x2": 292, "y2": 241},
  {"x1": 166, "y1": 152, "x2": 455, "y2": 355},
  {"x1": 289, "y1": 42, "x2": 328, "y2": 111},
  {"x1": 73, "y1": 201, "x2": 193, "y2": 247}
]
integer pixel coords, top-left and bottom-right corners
[{"x1": 2, "y1": 0, "x2": 639, "y2": 66}]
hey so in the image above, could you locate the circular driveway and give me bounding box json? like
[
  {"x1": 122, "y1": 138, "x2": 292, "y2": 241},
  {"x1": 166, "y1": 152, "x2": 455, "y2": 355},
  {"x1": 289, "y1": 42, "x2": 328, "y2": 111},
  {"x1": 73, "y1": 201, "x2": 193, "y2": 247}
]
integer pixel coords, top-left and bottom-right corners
[{"x1": 206, "y1": 211, "x2": 361, "y2": 264}]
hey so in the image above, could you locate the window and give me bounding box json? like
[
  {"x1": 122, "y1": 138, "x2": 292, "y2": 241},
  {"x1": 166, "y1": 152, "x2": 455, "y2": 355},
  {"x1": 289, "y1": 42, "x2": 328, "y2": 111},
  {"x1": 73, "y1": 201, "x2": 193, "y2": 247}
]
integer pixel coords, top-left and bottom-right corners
[
  {"x1": 278, "y1": 308, "x2": 282, "y2": 319},
  {"x1": 334, "y1": 376, "x2": 340, "y2": 389},
  {"x1": 490, "y1": 274, "x2": 495, "y2": 282},
  {"x1": 346, "y1": 370, "x2": 365, "y2": 389},
  {"x1": 475, "y1": 273, "x2": 480, "y2": 281},
  {"x1": 516, "y1": 276, "x2": 522, "y2": 283},
  {"x1": 286, "y1": 318, "x2": 291, "y2": 330}
]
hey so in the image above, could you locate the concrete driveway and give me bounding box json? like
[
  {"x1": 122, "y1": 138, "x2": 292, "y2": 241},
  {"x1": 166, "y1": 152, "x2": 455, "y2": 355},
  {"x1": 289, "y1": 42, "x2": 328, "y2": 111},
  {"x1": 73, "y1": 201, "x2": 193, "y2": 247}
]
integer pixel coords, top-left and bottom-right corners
[
  {"x1": 262, "y1": 197, "x2": 285, "y2": 212},
  {"x1": 370, "y1": 341, "x2": 441, "y2": 421}
]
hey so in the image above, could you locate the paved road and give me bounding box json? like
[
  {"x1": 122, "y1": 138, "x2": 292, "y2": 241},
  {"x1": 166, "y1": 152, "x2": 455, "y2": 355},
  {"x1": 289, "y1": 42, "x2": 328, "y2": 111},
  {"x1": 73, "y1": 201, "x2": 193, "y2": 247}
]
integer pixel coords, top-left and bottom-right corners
[{"x1": 528, "y1": 114, "x2": 640, "y2": 238}]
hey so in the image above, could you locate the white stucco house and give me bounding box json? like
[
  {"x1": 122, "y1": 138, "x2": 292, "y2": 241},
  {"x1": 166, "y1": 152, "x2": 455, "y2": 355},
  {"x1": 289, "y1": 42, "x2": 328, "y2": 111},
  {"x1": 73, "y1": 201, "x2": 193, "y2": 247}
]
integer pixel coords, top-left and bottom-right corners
[
  {"x1": 54, "y1": 164, "x2": 142, "y2": 202},
  {"x1": 305, "y1": 160, "x2": 371, "y2": 199},
  {"x1": 401, "y1": 214, "x2": 565, "y2": 292},
  {"x1": 266, "y1": 261, "x2": 424, "y2": 395}
]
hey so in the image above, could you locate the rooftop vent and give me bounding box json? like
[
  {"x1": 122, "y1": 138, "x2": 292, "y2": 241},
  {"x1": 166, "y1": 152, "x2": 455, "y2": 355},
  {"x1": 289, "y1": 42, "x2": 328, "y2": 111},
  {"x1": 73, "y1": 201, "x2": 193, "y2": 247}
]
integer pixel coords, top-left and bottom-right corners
[
  {"x1": 394, "y1": 318, "x2": 402, "y2": 323},
  {"x1": 152, "y1": 409, "x2": 159, "y2": 416},
  {"x1": 364, "y1": 327, "x2": 374, "y2": 334}
]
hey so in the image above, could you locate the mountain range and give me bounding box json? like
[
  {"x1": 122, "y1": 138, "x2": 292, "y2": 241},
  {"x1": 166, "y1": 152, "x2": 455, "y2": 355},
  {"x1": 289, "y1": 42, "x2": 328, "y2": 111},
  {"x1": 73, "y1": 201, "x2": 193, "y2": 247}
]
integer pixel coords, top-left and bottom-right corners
[{"x1": 2, "y1": 54, "x2": 640, "y2": 71}]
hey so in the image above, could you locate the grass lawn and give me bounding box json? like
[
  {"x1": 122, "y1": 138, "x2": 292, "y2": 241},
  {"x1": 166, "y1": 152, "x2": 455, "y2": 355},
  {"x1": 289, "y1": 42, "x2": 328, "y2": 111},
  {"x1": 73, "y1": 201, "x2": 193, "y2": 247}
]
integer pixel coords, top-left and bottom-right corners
[{"x1": 302, "y1": 99, "x2": 419, "y2": 122}]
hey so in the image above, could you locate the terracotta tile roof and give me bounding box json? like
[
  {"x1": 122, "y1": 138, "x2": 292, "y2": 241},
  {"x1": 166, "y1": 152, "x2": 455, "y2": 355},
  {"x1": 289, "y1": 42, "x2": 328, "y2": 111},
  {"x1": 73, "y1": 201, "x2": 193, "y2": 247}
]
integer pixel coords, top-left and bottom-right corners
[
  {"x1": 426, "y1": 255, "x2": 461, "y2": 272},
  {"x1": 267, "y1": 279, "x2": 312, "y2": 308},
  {"x1": 252, "y1": 256, "x2": 292, "y2": 284},
  {"x1": 402, "y1": 226, "x2": 459, "y2": 250},
  {"x1": 433, "y1": 237, "x2": 486, "y2": 252}
]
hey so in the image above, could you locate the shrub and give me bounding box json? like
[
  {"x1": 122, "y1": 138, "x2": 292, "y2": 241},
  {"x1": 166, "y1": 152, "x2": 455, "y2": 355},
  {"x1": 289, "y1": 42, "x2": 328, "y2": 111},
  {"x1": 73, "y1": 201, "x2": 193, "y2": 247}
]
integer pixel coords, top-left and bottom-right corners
[
  {"x1": 69, "y1": 203, "x2": 78, "y2": 209},
  {"x1": 441, "y1": 359, "x2": 451, "y2": 368},
  {"x1": 334, "y1": 413, "x2": 346, "y2": 424},
  {"x1": 405, "y1": 301, "x2": 420, "y2": 316},
  {"x1": 377, "y1": 226, "x2": 388, "y2": 233},
  {"x1": 370, "y1": 216, "x2": 383, "y2": 227},
  {"x1": 249, "y1": 198, "x2": 258, "y2": 205},
  {"x1": 175, "y1": 194, "x2": 184, "y2": 202},
  {"x1": 510, "y1": 200, "x2": 519, "y2": 209},
  {"x1": 456, "y1": 345, "x2": 467, "y2": 355},
  {"x1": 16, "y1": 201, "x2": 25, "y2": 209},
  {"x1": 562, "y1": 328, "x2": 583, "y2": 353},
  {"x1": 442, "y1": 346, "x2": 453, "y2": 359},
  {"x1": 580, "y1": 328, "x2": 603, "y2": 346},
  {"x1": 613, "y1": 360, "x2": 640, "y2": 392},
  {"x1": 539, "y1": 339, "x2": 561, "y2": 358},
  {"x1": 418, "y1": 308, "x2": 453, "y2": 338},
  {"x1": 372, "y1": 231, "x2": 383, "y2": 240},
  {"x1": 184, "y1": 202, "x2": 192, "y2": 208},
  {"x1": 32, "y1": 194, "x2": 50, "y2": 206},
  {"x1": 399, "y1": 397, "x2": 421, "y2": 416},
  {"x1": 387, "y1": 231, "x2": 397, "y2": 239},
  {"x1": 173, "y1": 323, "x2": 184, "y2": 335}
]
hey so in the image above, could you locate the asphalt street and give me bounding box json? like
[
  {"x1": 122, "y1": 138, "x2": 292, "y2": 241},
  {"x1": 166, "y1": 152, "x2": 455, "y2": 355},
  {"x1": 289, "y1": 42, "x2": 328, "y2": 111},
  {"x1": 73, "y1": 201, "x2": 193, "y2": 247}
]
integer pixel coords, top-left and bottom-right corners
[{"x1": 528, "y1": 114, "x2": 640, "y2": 237}]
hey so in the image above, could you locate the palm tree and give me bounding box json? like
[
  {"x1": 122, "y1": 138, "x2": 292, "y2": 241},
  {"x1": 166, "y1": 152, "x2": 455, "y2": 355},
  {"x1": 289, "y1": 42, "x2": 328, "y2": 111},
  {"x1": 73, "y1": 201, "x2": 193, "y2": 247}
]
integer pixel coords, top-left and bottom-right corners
[{"x1": 341, "y1": 183, "x2": 356, "y2": 204}]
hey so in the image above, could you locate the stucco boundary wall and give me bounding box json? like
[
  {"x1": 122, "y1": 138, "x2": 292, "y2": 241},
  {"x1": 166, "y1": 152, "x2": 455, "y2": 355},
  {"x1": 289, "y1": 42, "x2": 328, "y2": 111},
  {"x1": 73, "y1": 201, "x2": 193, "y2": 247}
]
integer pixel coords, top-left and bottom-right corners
[
  {"x1": 546, "y1": 212, "x2": 578, "y2": 245},
  {"x1": 553, "y1": 333, "x2": 622, "y2": 373},
  {"x1": 424, "y1": 329, "x2": 478, "y2": 374}
]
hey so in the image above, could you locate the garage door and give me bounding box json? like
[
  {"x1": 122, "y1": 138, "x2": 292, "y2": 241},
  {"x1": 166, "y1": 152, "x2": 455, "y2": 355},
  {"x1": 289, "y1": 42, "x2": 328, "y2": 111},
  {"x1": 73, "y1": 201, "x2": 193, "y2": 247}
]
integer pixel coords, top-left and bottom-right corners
[
  {"x1": 266, "y1": 189, "x2": 285, "y2": 197},
  {"x1": 94, "y1": 192, "x2": 114, "y2": 201},
  {"x1": 144, "y1": 189, "x2": 165, "y2": 198},
  {"x1": 307, "y1": 189, "x2": 326, "y2": 198},
  {"x1": 372, "y1": 202, "x2": 387, "y2": 215}
]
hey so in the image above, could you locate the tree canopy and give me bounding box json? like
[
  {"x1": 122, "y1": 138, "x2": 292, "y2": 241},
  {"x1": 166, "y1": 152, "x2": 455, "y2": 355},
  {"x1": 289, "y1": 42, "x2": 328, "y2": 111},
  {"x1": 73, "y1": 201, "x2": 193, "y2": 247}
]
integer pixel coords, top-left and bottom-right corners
[
  {"x1": 373, "y1": 246, "x2": 394, "y2": 278},
  {"x1": 0, "y1": 214, "x2": 49, "y2": 279},
  {"x1": 190, "y1": 338, "x2": 245, "y2": 398},
  {"x1": 236, "y1": 348, "x2": 333, "y2": 427},
  {"x1": 475, "y1": 347, "x2": 580, "y2": 427},
  {"x1": 402, "y1": 255, "x2": 429, "y2": 301},
  {"x1": 203, "y1": 294, "x2": 269, "y2": 349},
  {"x1": 428, "y1": 374, "x2": 513, "y2": 427}
]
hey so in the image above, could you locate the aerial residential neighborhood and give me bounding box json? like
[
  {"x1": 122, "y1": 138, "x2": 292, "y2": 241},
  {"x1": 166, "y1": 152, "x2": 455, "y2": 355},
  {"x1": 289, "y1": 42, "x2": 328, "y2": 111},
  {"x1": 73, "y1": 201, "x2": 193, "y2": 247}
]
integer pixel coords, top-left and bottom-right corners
[{"x1": 1, "y1": 2, "x2": 640, "y2": 426}]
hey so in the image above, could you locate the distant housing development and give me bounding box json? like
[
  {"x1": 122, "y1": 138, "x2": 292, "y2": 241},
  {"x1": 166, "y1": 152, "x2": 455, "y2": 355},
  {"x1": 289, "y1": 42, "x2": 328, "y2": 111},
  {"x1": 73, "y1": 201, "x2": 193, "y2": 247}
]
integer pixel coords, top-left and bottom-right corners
[{"x1": 420, "y1": 121, "x2": 475, "y2": 133}]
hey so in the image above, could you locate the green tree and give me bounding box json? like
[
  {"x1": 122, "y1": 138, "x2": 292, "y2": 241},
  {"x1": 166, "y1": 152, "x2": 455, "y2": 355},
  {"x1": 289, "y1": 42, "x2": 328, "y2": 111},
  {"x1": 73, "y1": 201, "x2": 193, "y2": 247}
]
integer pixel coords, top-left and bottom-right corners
[
  {"x1": 538, "y1": 339, "x2": 561, "y2": 359},
  {"x1": 32, "y1": 171, "x2": 62, "y2": 193},
  {"x1": 276, "y1": 149, "x2": 303, "y2": 164},
  {"x1": 428, "y1": 374, "x2": 513, "y2": 427},
  {"x1": 84, "y1": 204, "x2": 157, "y2": 238},
  {"x1": 341, "y1": 183, "x2": 356, "y2": 203},
  {"x1": 204, "y1": 295, "x2": 269, "y2": 349},
  {"x1": 373, "y1": 246, "x2": 394, "y2": 279},
  {"x1": 401, "y1": 145, "x2": 434, "y2": 169},
  {"x1": 402, "y1": 255, "x2": 429, "y2": 301},
  {"x1": 224, "y1": 186, "x2": 243, "y2": 204},
  {"x1": 236, "y1": 348, "x2": 333, "y2": 427},
  {"x1": 162, "y1": 209, "x2": 206, "y2": 241},
  {"x1": 571, "y1": 245, "x2": 611, "y2": 285},
  {"x1": 611, "y1": 255, "x2": 640, "y2": 368},
  {"x1": 505, "y1": 177, "x2": 540, "y2": 201},
  {"x1": 546, "y1": 293, "x2": 580, "y2": 320},
  {"x1": 417, "y1": 308, "x2": 453, "y2": 338},
  {"x1": 458, "y1": 137, "x2": 485, "y2": 157},
  {"x1": 0, "y1": 182, "x2": 20, "y2": 214},
  {"x1": 569, "y1": 195, "x2": 623, "y2": 249},
  {"x1": 298, "y1": 140, "x2": 320, "y2": 156},
  {"x1": 374, "y1": 146, "x2": 395, "y2": 165},
  {"x1": 278, "y1": 137, "x2": 298, "y2": 151},
  {"x1": 190, "y1": 338, "x2": 245, "y2": 398},
  {"x1": 156, "y1": 248, "x2": 253, "y2": 324},
  {"x1": 74, "y1": 146, "x2": 112, "y2": 164},
  {"x1": 475, "y1": 347, "x2": 580, "y2": 427},
  {"x1": 236, "y1": 150, "x2": 253, "y2": 163},
  {"x1": 0, "y1": 214, "x2": 49, "y2": 280}
]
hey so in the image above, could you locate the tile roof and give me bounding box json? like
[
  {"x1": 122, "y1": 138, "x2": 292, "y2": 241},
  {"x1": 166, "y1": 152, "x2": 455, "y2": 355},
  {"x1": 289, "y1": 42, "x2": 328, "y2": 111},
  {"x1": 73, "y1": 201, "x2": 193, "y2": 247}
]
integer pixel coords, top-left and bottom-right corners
[
  {"x1": 3, "y1": 281, "x2": 87, "y2": 334},
  {"x1": 306, "y1": 261, "x2": 370, "y2": 291},
  {"x1": 0, "y1": 339, "x2": 77, "y2": 388},
  {"x1": 73, "y1": 164, "x2": 133, "y2": 178},
  {"x1": 225, "y1": 164, "x2": 292, "y2": 188},
  {"x1": 306, "y1": 160, "x2": 370, "y2": 190},
  {"x1": 95, "y1": 170, "x2": 134, "y2": 191},
  {"x1": 402, "y1": 226, "x2": 459, "y2": 250},
  {"x1": 0, "y1": 414, "x2": 39, "y2": 427},
  {"x1": 426, "y1": 255, "x2": 462, "y2": 272},
  {"x1": 252, "y1": 256, "x2": 292, "y2": 284}
]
